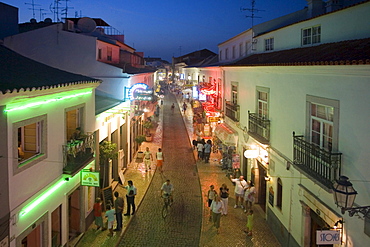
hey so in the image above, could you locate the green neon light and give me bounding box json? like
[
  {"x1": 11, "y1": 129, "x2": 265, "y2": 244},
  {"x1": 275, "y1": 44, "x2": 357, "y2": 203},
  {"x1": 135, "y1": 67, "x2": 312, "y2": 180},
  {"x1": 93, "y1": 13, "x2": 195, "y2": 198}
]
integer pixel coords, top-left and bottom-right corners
[
  {"x1": 20, "y1": 180, "x2": 66, "y2": 217},
  {"x1": 5, "y1": 91, "x2": 92, "y2": 112}
]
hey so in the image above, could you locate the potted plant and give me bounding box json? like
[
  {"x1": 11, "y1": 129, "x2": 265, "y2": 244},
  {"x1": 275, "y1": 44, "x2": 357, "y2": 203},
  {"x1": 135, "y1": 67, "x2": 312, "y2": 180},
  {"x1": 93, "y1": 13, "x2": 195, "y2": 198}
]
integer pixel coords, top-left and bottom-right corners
[
  {"x1": 143, "y1": 120, "x2": 153, "y2": 142},
  {"x1": 99, "y1": 141, "x2": 118, "y2": 188}
]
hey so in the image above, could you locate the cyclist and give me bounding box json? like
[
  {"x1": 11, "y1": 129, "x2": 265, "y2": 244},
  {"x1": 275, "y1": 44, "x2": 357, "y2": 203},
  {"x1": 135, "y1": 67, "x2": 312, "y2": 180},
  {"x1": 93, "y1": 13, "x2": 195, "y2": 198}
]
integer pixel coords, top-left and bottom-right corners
[{"x1": 161, "y1": 179, "x2": 174, "y2": 204}]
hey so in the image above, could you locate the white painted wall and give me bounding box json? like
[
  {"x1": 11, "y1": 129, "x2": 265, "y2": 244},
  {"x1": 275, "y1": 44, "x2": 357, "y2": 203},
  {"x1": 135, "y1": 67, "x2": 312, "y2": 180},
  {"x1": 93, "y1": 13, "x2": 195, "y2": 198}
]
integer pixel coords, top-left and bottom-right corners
[{"x1": 223, "y1": 65, "x2": 370, "y2": 246}]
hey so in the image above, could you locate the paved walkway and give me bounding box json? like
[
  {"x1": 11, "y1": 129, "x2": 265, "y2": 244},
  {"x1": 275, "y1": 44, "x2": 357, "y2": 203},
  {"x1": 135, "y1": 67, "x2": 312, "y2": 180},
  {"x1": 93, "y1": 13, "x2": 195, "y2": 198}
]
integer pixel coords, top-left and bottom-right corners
[{"x1": 75, "y1": 91, "x2": 281, "y2": 247}]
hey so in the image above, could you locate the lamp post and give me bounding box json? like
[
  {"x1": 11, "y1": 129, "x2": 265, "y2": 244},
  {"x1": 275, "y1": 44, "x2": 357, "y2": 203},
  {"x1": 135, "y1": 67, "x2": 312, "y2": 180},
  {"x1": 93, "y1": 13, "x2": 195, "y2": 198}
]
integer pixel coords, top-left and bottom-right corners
[{"x1": 333, "y1": 176, "x2": 370, "y2": 218}]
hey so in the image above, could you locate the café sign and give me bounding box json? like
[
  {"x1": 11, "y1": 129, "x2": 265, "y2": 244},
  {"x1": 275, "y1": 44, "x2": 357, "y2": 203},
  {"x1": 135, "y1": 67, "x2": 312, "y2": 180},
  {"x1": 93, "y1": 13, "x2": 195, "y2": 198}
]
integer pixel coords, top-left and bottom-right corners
[{"x1": 80, "y1": 170, "x2": 100, "y2": 187}]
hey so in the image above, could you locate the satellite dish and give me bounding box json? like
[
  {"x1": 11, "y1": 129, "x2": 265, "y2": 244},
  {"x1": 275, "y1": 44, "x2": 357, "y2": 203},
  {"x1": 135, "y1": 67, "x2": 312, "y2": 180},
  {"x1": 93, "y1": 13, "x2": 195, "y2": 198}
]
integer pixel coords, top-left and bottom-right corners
[
  {"x1": 44, "y1": 18, "x2": 52, "y2": 23},
  {"x1": 77, "y1": 17, "x2": 96, "y2": 33},
  {"x1": 30, "y1": 18, "x2": 37, "y2": 23}
]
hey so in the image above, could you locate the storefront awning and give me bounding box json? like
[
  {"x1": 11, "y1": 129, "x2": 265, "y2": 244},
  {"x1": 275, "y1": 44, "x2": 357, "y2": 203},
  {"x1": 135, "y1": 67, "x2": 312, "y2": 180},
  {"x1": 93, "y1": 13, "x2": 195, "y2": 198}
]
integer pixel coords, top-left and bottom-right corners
[{"x1": 214, "y1": 123, "x2": 238, "y2": 146}]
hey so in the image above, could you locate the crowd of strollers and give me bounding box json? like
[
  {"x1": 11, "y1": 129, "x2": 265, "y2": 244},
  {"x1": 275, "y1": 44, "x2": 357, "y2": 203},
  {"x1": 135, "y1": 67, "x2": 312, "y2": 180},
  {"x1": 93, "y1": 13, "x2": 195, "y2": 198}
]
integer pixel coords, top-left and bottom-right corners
[{"x1": 206, "y1": 174, "x2": 255, "y2": 236}]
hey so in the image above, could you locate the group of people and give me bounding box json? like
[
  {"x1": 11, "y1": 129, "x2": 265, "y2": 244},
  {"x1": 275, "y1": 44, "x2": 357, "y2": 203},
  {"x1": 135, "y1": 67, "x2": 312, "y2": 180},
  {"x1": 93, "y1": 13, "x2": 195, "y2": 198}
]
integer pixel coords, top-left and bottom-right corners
[
  {"x1": 205, "y1": 175, "x2": 255, "y2": 236},
  {"x1": 206, "y1": 184, "x2": 229, "y2": 234},
  {"x1": 142, "y1": 146, "x2": 164, "y2": 173},
  {"x1": 93, "y1": 180, "x2": 137, "y2": 237},
  {"x1": 194, "y1": 138, "x2": 212, "y2": 163}
]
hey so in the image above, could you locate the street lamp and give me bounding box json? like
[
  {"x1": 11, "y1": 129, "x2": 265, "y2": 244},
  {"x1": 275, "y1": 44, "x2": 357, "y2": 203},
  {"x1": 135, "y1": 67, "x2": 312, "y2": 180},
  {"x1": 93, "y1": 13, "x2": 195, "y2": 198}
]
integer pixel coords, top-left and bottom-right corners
[{"x1": 333, "y1": 176, "x2": 370, "y2": 218}]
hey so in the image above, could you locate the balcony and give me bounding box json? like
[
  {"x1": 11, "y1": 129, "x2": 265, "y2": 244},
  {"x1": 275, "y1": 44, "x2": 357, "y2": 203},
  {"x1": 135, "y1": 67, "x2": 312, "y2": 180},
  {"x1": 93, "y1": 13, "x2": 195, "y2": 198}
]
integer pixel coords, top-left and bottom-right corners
[
  {"x1": 293, "y1": 132, "x2": 342, "y2": 189},
  {"x1": 248, "y1": 112, "x2": 270, "y2": 144},
  {"x1": 225, "y1": 101, "x2": 239, "y2": 122},
  {"x1": 63, "y1": 133, "x2": 95, "y2": 175}
]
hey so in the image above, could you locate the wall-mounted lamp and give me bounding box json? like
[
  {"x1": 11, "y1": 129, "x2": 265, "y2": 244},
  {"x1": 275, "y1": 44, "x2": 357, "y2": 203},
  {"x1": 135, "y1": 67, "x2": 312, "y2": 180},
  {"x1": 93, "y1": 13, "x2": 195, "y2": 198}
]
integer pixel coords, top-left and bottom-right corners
[
  {"x1": 264, "y1": 176, "x2": 271, "y2": 181},
  {"x1": 333, "y1": 176, "x2": 370, "y2": 218},
  {"x1": 333, "y1": 220, "x2": 344, "y2": 230}
]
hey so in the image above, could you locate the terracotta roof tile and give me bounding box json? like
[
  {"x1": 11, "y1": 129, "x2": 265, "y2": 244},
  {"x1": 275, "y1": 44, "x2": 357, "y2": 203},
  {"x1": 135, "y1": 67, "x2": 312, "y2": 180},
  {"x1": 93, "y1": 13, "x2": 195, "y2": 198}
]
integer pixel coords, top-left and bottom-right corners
[{"x1": 227, "y1": 38, "x2": 370, "y2": 67}]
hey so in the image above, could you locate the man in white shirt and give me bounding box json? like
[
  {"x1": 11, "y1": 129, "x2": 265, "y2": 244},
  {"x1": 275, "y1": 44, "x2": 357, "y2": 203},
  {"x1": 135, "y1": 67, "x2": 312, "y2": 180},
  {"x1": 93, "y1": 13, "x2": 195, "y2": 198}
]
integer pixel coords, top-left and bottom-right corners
[{"x1": 230, "y1": 175, "x2": 247, "y2": 208}]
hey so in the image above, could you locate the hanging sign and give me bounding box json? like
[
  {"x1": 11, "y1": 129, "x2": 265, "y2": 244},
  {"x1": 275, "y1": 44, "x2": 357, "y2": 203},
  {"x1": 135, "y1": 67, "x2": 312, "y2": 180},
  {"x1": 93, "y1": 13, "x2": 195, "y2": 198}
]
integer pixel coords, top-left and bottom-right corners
[
  {"x1": 80, "y1": 170, "x2": 100, "y2": 187},
  {"x1": 316, "y1": 230, "x2": 341, "y2": 245},
  {"x1": 126, "y1": 83, "x2": 153, "y2": 101}
]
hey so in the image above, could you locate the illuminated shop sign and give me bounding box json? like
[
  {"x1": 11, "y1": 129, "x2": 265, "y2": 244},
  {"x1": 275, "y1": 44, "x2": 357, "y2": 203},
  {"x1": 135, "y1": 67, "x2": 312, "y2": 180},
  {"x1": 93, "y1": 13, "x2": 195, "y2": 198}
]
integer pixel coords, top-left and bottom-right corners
[
  {"x1": 80, "y1": 170, "x2": 100, "y2": 187},
  {"x1": 126, "y1": 83, "x2": 153, "y2": 101},
  {"x1": 316, "y1": 230, "x2": 341, "y2": 245}
]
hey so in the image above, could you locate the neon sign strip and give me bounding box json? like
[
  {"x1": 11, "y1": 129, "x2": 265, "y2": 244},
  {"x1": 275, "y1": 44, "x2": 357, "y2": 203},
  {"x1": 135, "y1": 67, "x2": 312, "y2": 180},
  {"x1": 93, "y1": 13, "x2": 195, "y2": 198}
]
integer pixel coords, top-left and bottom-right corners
[{"x1": 4, "y1": 91, "x2": 92, "y2": 112}]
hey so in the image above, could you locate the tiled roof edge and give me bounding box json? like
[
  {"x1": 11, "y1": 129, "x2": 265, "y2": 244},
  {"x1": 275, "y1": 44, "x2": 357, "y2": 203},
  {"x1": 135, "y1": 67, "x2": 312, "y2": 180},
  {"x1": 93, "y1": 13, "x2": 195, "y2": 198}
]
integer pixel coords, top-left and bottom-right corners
[{"x1": 0, "y1": 80, "x2": 101, "y2": 96}]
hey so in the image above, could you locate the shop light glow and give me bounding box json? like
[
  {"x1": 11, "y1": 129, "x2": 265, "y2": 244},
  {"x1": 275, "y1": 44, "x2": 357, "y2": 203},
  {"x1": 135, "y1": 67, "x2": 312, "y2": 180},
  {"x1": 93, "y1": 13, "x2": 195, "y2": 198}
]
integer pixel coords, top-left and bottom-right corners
[
  {"x1": 5, "y1": 91, "x2": 92, "y2": 112},
  {"x1": 20, "y1": 180, "x2": 66, "y2": 217}
]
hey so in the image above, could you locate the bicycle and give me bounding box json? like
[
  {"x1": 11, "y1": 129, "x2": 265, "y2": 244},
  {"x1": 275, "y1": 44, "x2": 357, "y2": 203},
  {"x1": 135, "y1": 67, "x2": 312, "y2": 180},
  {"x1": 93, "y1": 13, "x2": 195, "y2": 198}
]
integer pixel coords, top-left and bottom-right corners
[{"x1": 162, "y1": 193, "x2": 171, "y2": 218}]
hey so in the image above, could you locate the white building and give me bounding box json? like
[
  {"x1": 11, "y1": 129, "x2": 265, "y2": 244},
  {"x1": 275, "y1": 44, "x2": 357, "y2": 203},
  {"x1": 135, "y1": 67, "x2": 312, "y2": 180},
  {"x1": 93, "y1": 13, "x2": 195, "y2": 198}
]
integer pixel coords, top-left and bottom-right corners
[
  {"x1": 219, "y1": 1, "x2": 370, "y2": 246},
  {"x1": 0, "y1": 44, "x2": 101, "y2": 247}
]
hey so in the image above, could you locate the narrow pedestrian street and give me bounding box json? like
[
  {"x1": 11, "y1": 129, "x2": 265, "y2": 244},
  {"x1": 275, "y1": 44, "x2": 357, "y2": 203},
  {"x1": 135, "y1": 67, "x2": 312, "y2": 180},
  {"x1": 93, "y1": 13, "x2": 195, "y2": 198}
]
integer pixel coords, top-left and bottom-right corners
[{"x1": 75, "y1": 92, "x2": 281, "y2": 247}]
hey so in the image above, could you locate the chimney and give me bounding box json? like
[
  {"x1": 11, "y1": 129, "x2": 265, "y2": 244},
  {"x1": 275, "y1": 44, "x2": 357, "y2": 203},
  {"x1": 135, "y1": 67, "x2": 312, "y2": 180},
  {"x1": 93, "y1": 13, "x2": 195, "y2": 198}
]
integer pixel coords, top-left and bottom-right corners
[
  {"x1": 306, "y1": 0, "x2": 325, "y2": 18},
  {"x1": 325, "y1": 0, "x2": 344, "y2": 12}
]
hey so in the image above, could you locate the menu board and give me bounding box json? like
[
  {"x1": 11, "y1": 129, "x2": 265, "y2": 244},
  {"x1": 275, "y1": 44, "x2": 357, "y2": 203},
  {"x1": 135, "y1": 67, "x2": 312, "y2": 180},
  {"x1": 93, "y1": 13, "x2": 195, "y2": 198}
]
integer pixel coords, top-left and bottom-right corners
[{"x1": 102, "y1": 186, "x2": 113, "y2": 208}]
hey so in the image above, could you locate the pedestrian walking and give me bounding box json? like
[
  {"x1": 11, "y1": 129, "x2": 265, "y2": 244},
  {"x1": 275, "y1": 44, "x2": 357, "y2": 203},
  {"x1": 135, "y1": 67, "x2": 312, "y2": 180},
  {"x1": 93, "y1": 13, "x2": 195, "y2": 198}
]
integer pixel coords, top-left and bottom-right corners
[
  {"x1": 244, "y1": 180, "x2": 256, "y2": 212},
  {"x1": 105, "y1": 205, "x2": 115, "y2": 237},
  {"x1": 124, "y1": 180, "x2": 137, "y2": 216},
  {"x1": 156, "y1": 148, "x2": 164, "y2": 173},
  {"x1": 230, "y1": 175, "x2": 247, "y2": 208},
  {"x1": 93, "y1": 197, "x2": 105, "y2": 230},
  {"x1": 219, "y1": 184, "x2": 229, "y2": 215},
  {"x1": 171, "y1": 103, "x2": 175, "y2": 114},
  {"x1": 113, "y1": 191, "x2": 124, "y2": 231},
  {"x1": 196, "y1": 141, "x2": 204, "y2": 161},
  {"x1": 244, "y1": 209, "x2": 254, "y2": 236},
  {"x1": 182, "y1": 102, "x2": 187, "y2": 112},
  {"x1": 143, "y1": 147, "x2": 153, "y2": 172},
  {"x1": 192, "y1": 139, "x2": 198, "y2": 150},
  {"x1": 207, "y1": 185, "x2": 217, "y2": 221},
  {"x1": 210, "y1": 195, "x2": 224, "y2": 234},
  {"x1": 203, "y1": 139, "x2": 212, "y2": 163}
]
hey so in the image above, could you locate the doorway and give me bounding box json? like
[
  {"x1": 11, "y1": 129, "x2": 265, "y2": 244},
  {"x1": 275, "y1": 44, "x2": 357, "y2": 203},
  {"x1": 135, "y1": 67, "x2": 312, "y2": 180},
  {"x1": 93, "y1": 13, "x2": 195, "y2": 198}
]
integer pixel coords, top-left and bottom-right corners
[
  {"x1": 68, "y1": 188, "x2": 81, "y2": 241},
  {"x1": 310, "y1": 209, "x2": 333, "y2": 247},
  {"x1": 251, "y1": 161, "x2": 267, "y2": 212}
]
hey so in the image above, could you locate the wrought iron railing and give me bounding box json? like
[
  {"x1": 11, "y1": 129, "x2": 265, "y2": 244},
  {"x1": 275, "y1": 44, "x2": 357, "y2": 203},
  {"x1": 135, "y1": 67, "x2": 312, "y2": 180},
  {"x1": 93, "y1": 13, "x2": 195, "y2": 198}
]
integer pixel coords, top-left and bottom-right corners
[
  {"x1": 225, "y1": 101, "x2": 239, "y2": 122},
  {"x1": 248, "y1": 111, "x2": 270, "y2": 144},
  {"x1": 293, "y1": 132, "x2": 342, "y2": 188},
  {"x1": 63, "y1": 133, "x2": 95, "y2": 175}
]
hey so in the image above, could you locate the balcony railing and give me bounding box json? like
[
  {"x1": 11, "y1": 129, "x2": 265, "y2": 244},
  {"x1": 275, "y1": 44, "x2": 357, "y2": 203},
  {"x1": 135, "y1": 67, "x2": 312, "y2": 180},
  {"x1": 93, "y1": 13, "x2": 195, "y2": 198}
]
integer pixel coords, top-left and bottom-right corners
[
  {"x1": 63, "y1": 133, "x2": 95, "y2": 175},
  {"x1": 248, "y1": 112, "x2": 270, "y2": 144},
  {"x1": 293, "y1": 132, "x2": 342, "y2": 189},
  {"x1": 225, "y1": 101, "x2": 239, "y2": 122}
]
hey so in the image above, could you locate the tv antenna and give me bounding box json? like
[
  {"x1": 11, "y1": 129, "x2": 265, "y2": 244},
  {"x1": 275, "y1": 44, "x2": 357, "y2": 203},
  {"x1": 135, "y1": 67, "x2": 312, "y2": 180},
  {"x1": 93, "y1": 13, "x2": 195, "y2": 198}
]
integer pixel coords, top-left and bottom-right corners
[
  {"x1": 25, "y1": 0, "x2": 41, "y2": 20},
  {"x1": 60, "y1": 0, "x2": 74, "y2": 20},
  {"x1": 240, "y1": 0, "x2": 265, "y2": 27},
  {"x1": 36, "y1": 8, "x2": 50, "y2": 21}
]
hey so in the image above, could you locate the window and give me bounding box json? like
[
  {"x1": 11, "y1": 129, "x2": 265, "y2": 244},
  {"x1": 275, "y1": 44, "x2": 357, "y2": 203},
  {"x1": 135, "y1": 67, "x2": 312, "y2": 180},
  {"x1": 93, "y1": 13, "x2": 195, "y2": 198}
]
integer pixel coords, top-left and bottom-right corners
[
  {"x1": 257, "y1": 87, "x2": 269, "y2": 119},
  {"x1": 302, "y1": 25, "x2": 321, "y2": 45},
  {"x1": 310, "y1": 103, "x2": 334, "y2": 151},
  {"x1": 245, "y1": 41, "x2": 249, "y2": 54},
  {"x1": 265, "y1": 38, "x2": 274, "y2": 51},
  {"x1": 14, "y1": 115, "x2": 47, "y2": 174},
  {"x1": 219, "y1": 50, "x2": 223, "y2": 61},
  {"x1": 98, "y1": 48, "x2": 102, "y2": 59},
  {"x1": 239, "y1": 43, "x2": 243, "y2": 57},
  {"x1": 306, "y1": 95, "x2": 339, "y2": 152},
  {"x1": 232, "y1": 83, "x2": 238, "y2": 105},
  {"x1": 225, "y1": 48, "x2": 229, "y2": 60},
  {"x1": 107, "y1": 47, "x2": 112, "y2": 61},
  {"x1": 232, "y1": 46, "x2": 236, "y2": 59},
  {"x1": 66, "y1": 106, "x2": 84, "y2": 141},
  {"x1": 277, "y1": 178, "x2": 282, "y2": 210}
]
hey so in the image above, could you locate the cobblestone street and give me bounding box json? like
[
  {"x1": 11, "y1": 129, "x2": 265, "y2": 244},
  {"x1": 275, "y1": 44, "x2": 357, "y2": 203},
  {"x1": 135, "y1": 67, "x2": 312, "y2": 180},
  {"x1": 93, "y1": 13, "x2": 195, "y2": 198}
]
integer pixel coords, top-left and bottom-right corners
[{"x1": 75, "y1": 92, "x2": 281, "y2": 247}]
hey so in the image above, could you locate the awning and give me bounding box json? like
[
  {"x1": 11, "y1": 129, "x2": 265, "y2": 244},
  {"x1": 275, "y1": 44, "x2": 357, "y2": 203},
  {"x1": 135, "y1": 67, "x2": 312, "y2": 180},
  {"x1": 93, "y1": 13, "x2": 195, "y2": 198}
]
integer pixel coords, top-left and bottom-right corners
[{"x1": 214, "y1": 123, "x2": 238, "y2": 146}]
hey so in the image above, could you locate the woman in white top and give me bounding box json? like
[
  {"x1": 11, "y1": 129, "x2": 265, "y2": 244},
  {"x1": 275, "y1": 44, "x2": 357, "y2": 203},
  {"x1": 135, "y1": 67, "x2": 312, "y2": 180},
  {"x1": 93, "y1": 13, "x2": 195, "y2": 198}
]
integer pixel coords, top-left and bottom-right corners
[
  {"x1": 210, "y1": 195, "x2": 224, "y2": 234},
  {"x1": 244, "y1": 181, "x2": 256, "y2": 212}
]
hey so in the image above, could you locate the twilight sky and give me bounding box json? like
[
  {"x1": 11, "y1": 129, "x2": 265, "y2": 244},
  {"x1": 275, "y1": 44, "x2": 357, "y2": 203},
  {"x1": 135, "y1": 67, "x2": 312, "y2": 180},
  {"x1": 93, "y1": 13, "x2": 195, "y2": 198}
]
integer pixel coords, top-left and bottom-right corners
[{"x1": 4, "y1": 0, "x2": 308, "y2": 62}]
